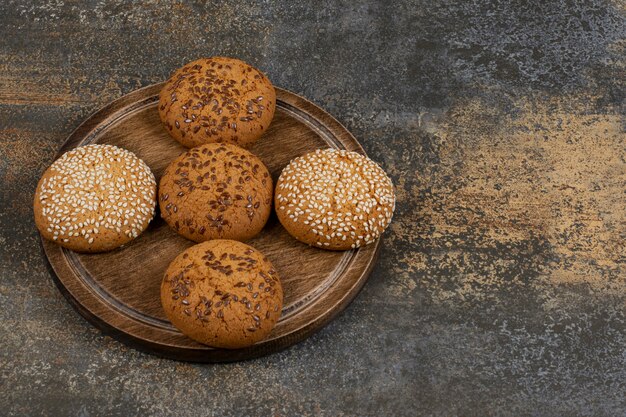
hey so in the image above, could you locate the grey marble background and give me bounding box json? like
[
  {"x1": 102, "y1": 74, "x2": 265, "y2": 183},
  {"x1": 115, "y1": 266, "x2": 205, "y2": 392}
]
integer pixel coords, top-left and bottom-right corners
[{"x1": 1, "y1": 1, "x2": 624, "y2": 416}]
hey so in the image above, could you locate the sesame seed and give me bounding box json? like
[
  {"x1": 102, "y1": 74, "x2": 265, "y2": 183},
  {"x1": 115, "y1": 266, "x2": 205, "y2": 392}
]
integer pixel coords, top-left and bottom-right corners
[
  {"x1": 35, "y1": 144, "x2": 156, "y2": 246},
  {"x1": 276, "y1": 148, "x2": 395, "y2": 249}
]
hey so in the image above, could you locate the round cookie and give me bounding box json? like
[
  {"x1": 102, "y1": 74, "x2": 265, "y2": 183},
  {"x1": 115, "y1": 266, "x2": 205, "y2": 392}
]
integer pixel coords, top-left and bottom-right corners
[
  {"x1": 158, "y1": 143, "x2": 273, "y2": 242},
  {"x1": 34, "y1": 144, "x2": 156, "y2": 252},
  {"x1": 158, "y1": 57, "x2": 276, "y2": 148},
  {"x1": 275, "y1": 148, "x2": 395, "y2": 250},
  {"x1": 161, "y1": 240, "x2": 283, "y2": 349}
]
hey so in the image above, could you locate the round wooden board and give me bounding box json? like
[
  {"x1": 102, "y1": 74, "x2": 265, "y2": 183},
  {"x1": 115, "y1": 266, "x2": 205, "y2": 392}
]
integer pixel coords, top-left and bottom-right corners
[{"x1": 41, "y1": 84, "x2": 380, "y2": 362}]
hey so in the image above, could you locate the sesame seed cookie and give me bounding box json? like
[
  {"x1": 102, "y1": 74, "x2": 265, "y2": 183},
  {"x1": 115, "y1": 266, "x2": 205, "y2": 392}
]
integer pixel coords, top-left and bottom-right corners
[
  {"x1": 158, "y1": 143, "x2": 273, "y2": 242},
  {"x1": 158, "y1": 57, "x2": 276, "y2": 148},
  {"x1": 275, "y1": 149, "x2": 395, "y2": 250},
  {"x1": 34, "y1": 144, "x2": 157, "y2": 253},
  {"x1": 161, "y1": 240, "x2": 283, "y2": 349}
]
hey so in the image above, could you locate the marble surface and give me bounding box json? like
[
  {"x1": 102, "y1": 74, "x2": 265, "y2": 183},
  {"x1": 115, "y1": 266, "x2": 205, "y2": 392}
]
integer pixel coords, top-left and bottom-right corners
[{"x1": 1, "y1": 1, "x2": 624, "y2": 416}]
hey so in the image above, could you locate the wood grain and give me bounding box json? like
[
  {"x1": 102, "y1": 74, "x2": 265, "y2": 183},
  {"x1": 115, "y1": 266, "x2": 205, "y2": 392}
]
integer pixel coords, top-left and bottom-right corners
[{"x1": 41, "y1": 84, "x2": 380, "y2": 362}]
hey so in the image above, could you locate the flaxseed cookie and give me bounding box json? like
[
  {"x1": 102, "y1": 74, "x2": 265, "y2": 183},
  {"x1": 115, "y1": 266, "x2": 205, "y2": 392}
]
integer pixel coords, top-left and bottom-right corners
[
  {"x1": 161, "y1": 240, "x2": 283, "y2": 349},
  {"x1": 275, "y1": 148, "x2": 395, "y2": 250},
  {"x1": 34, "y1": 144, "x2": 157, "y2": 252},
  {"x1": 159, "y1": 57, "x2": 276, "y2": 148},
  {"x1": 159, "y1": 143, "x2": 273, "y2": 242}
]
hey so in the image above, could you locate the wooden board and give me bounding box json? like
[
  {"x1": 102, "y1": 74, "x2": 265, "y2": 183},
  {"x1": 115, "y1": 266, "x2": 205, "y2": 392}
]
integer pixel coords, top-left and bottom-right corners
[{"x1": 41, "y1": 84, "x2": 380, "y2": 362}]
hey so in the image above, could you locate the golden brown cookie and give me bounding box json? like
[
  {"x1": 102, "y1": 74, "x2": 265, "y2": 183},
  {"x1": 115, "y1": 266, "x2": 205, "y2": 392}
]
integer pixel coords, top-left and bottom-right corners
[
  {"x1": 159, "y1": 143, "x2": 273, "y2": 242},
  {"x1": 161, "y1": 240, "x2": 283, "y2": 349},
  {"x1": 158, "y1": 57, "x2": 276, "y2": 148},
  {"x1": 33, "y1": 144, "x2": 156, "y2": 252},
  {"x1": 275, "y1": 148, "x2": 395, "y2": 250}
]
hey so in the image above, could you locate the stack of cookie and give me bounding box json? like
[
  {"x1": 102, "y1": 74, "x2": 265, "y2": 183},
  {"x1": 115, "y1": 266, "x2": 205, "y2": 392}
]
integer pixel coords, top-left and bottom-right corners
[{"x1": 34, "y1": 57, "x2": 395, "y2": 350}]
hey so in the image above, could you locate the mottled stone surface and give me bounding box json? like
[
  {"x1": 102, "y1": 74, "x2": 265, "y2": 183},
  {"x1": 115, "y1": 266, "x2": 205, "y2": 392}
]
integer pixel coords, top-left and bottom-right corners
[{"x1": 1, "y1": 1, "x2": 624, "y2": 416}]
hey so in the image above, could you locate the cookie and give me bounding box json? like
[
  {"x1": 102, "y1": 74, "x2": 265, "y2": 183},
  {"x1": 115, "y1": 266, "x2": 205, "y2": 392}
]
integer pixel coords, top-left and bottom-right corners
[
  {"x1": 161, "y1": 240, "x2": 283, "y2": 349},
  {"x1": 34, "y1": 144, "x2": 156, "y2": 252},
  {"x1": 275, "y1": 148, "x2": 395, "y2": 250},
  {"x1": 158, "y1": 143, "x2": 273, "y2": 242},
  {"x1": 158, "y1": 57, "x2": 276, "y2": 148}
]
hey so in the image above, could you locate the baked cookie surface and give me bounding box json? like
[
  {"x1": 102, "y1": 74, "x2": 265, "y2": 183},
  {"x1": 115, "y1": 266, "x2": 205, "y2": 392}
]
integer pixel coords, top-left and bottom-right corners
[
  {"x1": 158, "y1": 57, "x2": 276, "y2": 148},
  {"x1": 34, "y1": 144, "x2": 156, "y2": 252},
  {"x1": 275, "y1": 148, "x2": 395, "y2": 250},
  {"x1": 161, "y1": 240, "x2": 283, "y2": 349},
  {"x1": 158, "y1": 143, "x2": 273, "y2": 242}
]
